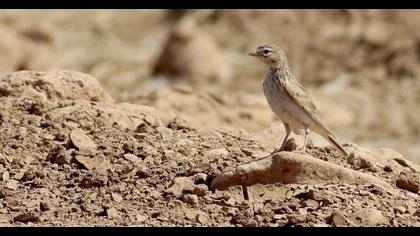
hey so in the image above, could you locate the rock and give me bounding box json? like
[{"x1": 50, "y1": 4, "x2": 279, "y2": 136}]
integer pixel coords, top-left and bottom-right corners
[
  {"x1": 123, "y1": 153, "x2": 142, "y2": 167},
  {"x1": 192, "y1": 184, "x2": 208, "y2": 197},
  {"x1": 47, "y1": 146, "x2": 72, "y2": 165},
  {"x1": 156, "y1": 127, "x2": 173, "y2": 141},
  {"x1": 74, "y1": 155, "x2": 110, "y2": 172},
  {"x1": 196, "y1": 213, "x2": 208, "y2": 224},
  {"x1": 352, "y1": 208, "x2": 388, "y2": 226},
  {"x1": 346, "y1": 144, "x2": 420, "y2": 173},
  {"x1": 21, "y1": 168, "x2": 36, "y2": 182},
  {"x1": 181, "y1": 194, "x2": 199, "y2": 205},
  {"x1": 1, "y1": 171, "x2": 9, "y2": 181},
  {"x1": 302, "y1": 199, "x2": 319, "y2": 209},
  {"x1": 81, "y1": 203, "x2": 104, "y2": 215},
  {"x1": 79, "y1": 172, "x2": 108, "y2": 188},
  {"x1": 40, "y1": 202, "x2": 50, "y2": 212},
  {"x1": 0, "y1": 215, "x2": 10, "y2": 226},
  {"x1": 211, "y1": 152, "x2": 395, "y2": 192},
  {"x1": 393, "y1": 206, "x2": 406, "y2": 214},
  {"x1": 106, "y1": 207, "x2": 119, "y2": 219},
  {"x1": 193, "y1": 173, "x2": 208, "y2": 184},
  {"x1": 13, "y1": 169, "x2": 26, "y2": 180},
  {"x1": 165, "y1": 177, "x2": 195, "y2": 197},
  {"x1": 13, "y1": 213, "x2": 40, "y2": 223},
  {"x1": 396, "y1": 172, "x2": 420, "y2": 193},
  {"x1": 5, "y1": 180, "x2": 19, "y2": 190},
  {"x1": 205, "y1": 148, "x2": 229, "y2": 158},
  {"x1": 245, "y1": 219, "x2": 258, "y2": 227},
  {"x1": 111, "y1": 193, "x2": 123, "y2": 203},
  {"x1": 347, "y1": 153, "x2": 374, "y2": 170},
  {"x1": 287, "y1": 214, "x2": 306, "y2": 224},
  {"x1": 330, "y1": 210, "x2": 356, "y2": 226},
  {"x1": 0, "y1": 70, "x2": 114, "y2": 103},
  {"x1": 136, "y1": 214, "x2": 148, "y2": 222},
  {"x1": 70, "y1": 129, "x2": 97, "y2": 153}
]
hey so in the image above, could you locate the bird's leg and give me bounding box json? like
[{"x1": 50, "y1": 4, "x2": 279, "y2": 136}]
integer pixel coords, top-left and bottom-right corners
[
  {"x1": 276, "y1": 123, "x2": 291, "y2": 153},
  {"x1": 301, "y1": 125, "x2": 310, "y2": 153}
]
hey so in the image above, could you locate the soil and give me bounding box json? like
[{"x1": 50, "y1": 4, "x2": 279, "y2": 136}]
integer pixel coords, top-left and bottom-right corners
[{"x1": 0, "y1": 70, "x2": 418, "y2": 227}]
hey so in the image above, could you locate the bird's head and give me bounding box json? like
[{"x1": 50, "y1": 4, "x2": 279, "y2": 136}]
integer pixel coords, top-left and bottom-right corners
[{"x1": 248, "y1": 44, "x2": 289, "y2": 69}]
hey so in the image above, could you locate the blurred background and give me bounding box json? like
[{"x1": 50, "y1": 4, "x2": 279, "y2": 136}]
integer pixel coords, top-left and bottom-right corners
[{"x1": 0, "y1": 9, "x2": 419, "y2": 162}]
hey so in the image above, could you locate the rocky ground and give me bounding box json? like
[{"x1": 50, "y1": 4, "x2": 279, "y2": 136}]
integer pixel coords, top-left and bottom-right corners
[{"x1": 0, "y1": 71, "x2": 419, "y2": 227}]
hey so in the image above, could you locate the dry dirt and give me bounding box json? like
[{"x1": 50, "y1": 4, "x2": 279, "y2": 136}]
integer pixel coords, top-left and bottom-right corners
[{"x1": 0, "y1": 70, "x2": 418, "y2": 227}]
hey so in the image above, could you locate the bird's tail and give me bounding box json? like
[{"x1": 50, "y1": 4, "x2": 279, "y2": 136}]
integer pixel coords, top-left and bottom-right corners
[{"x1": 326, "y1": 133, "x2": 348, "y2": 156}]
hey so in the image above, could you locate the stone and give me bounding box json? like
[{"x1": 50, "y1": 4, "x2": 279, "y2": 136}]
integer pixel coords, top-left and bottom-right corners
[
  {"x1": 193, "y1": 173, "x2": 207, "y2": 184},
  {"x1": 111, "y1": 193, "x2": 123, "y2": 203},
  {"x1": 352, "y1": 208, "x2": 388, "y2": 226},
  {"x1": 106, "y1": 207, "x2": 120, "y2": 219},
  {"x1": 70, "y1": 129, "x2": 97, "y2": 152},
  {"x1": 165, "y1": 177, "x2": 195, "y2": 197},
  {"x1": 74, "y1": 155, "x2": 110, "y2": 172},
  {"x1": 196, "y1": 213, "x2": 208, "y2": 224},
  {"x1": 5, "y1": 180, "x2": 19, "y2": 190},
  {"x1": 182, "y1": 194, "x2": 199, "y2": 206},
  {"x1": 136, "y1": 214, "x2": 148, "y2": 222},
  {"x1": 245, "y1": 219, "x2": 258, "y2": 227},
  {"x1": 205, "y1": 148, "x2": 229, "y2": 158},
  {"x1": 330, "y1": 210, "x2": 356, "y2": 226},
  {"x1": 123, "y1": 153, "x2": 142, "y2": 166},
  {"x1": 1, "y1": 171, "x2": 9, "y2": 181},
  {"x1": 13, "y1": 213, "x2": 40, "y2": 223},
  {"x1": 192, "y1": 184, "x2": 208, "y2": 197},
  {"x1": 156, "y1": 127, "x2": 173, "y2": 141},
  {"x1": 287, "y1": 213, "x2": 306, "y2": 224},
  {"x1": 393, "y1": 206, "x2": 406, "y2": 214}
]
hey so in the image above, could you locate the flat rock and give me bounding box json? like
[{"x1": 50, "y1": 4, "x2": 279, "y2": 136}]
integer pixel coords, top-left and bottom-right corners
[
  {"x1": 165, "y1": 177, "x2": 195, "y2": 197},
  {"x1": 123, "y1": 153, "x2": 142, "y2": 167},
  {"x1": 70, "y1": 129, "x2": 97, "y2": 152},
  {"x1": 106, "y1": 208, "x2": 120, "y2": 219},
  {"x1": 5, "y1": 180, "x2": 19, "y2": 190},
  {"x1": 211, "y1": 152, "x2": 395, "y2": 192},
  {"x1": 330, "y1": 210, "x2": 356, "y2": 226},
  {"x1": 352, "y1": 208, "x2": 388, "y2": 226},
  {"x1": 74, "y1": 155, "x2": 110, "y2": 172}
]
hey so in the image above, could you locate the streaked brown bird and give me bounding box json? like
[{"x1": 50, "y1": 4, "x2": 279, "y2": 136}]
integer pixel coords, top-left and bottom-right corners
[{"x1": 249, "y1": 43, "x2": 348, "y2": 156}]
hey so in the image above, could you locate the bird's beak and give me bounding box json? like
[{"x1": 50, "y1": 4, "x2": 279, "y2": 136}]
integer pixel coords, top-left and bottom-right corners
[{"x1": 248, "y1": 51, "x2": 258, "y2": 57}]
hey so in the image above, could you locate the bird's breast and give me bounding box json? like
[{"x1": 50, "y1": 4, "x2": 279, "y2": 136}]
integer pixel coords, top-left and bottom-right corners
[{"x1": 263, "y1": 75, "x2": 310, "y2": 129}]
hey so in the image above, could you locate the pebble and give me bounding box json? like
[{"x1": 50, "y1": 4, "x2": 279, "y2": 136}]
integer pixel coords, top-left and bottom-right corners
[
  {"x1": 393, "y1": 206, "x2": 406, "y2": 214},
  {"x1": 196, "y1": 213, "x2": 208, "y2": 224},
  {"x1": 182, "y1": 194, "x2": 199, "y2": 206},
  {"x1": 70, "y1": 129, "x2": 97, "y2": 152},
  {"x1": 106, "y1": 207, "x2": 120, "y2": 219},
  {"x1": 111, "y1": 193, "x2": 123, "y2": 203},
  {"x1": 5, "y1": 180, "x2": 19, "y2": 190}
]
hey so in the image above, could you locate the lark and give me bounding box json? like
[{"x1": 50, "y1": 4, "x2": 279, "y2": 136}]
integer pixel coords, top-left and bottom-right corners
[{"x1": 249, "y1": 43, "x2": 348, "y2": 156}]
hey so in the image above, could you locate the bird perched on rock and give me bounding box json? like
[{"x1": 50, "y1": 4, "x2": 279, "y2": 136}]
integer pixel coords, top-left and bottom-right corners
[{"x1": 248, "y1": 43, "x2": 348, "y2": 156}]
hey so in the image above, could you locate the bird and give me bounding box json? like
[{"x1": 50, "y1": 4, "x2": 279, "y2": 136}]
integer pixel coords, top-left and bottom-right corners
[{"x1": 248, "y1": 43, "x2": 348, "y2": 156}]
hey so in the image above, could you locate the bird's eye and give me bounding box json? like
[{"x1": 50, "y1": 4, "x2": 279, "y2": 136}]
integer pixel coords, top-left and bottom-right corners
[{"x1": 263, "y1": 49, "x2": 270, "y2": 55}]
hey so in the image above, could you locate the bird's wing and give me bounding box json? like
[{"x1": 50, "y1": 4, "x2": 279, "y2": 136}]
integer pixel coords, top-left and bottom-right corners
[{"x1": 279, "y1": 74, "x2": 330, "y2": 133}]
